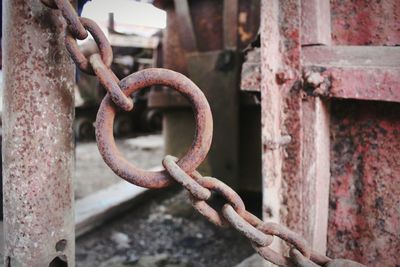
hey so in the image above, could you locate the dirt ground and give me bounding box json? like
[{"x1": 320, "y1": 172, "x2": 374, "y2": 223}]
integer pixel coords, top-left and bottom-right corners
[{"x1": 76, "y1": 188, "x2": 255, "y2": 267}]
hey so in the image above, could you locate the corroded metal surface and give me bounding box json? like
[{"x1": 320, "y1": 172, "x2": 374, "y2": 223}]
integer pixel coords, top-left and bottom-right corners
[
  {"x1": 54, "y1": 0, "x2": 87, "y2": 39},
  {"x1": 156, "y1": 0, "x2": 260, "y2": 75},
  {"x1": 240, "y1": 48, "x2": 261, "y2": 92},
  {"x1": 161, "y1": 158, "x2": 353, "y2": 266},
  {"x1": 64, "y1": 17, "x2": 113, "y2": 75},
  {"x1": 329, "y1": 100, "x2": 400, "y2": 266},
  {"x1": 89, "y1": 54, "x2": 133, "y2": 111},
  {"x1": 302, "y1": 46, "x2": 400, "y2": 103},
  {"x1": 301, "y1": 0, "x2": 331, "y2": 45},
  {"x1": 3, "y1": 0, "x2": 75, "y2": 266},
  {"x1": 162, "y1": 155, "x2": 211, "y2": 200},
  {"x1": 330, "y1": 0, "x2": 400, "y2": 46},
  {"x1": 96, "y1": 68, "x2": 213, "y2": 189}
]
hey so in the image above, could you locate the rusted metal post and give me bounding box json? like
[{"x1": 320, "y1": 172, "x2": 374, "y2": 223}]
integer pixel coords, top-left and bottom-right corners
[{"x1": 3, "y1": 1, "x2": 75, "y2": 266}]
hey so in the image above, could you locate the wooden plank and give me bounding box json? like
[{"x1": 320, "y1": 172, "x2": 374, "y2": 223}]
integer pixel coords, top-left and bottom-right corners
[
  {"x1": 75, "y1": 180, "x2": 149, "y2": 236},
  {"x1": 301, "y1": 0, "x2": 331, "y2": 45}
]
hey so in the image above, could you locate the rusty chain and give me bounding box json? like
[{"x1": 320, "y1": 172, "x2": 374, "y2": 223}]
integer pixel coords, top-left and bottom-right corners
[{"x1": 40, "y1": 1, "x2": 366, "y2": 266}]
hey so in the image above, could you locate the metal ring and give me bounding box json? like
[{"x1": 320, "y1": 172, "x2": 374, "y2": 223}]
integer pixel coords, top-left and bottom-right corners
[
  {"x1": 96, "y1": 68, "x2": 213, "y2": 189},
  {"x1": 65, "y1": 18, "x2": 113, "y2": 75},
  {"x1": 189, "y1": 176, "x2": 247, "y2": 227},
  {"x1": 89, "y1": 53, "x2": 133, "y2": 111},
  {"x1": 222, "y1": 204, "x2": 274, "y2": 247},
  {"x1": 55, "y1": 0, "x2": 88, "y2": 40},
  {"x1": 162, "y1": 155, "x2": 211, "y2": 200}
]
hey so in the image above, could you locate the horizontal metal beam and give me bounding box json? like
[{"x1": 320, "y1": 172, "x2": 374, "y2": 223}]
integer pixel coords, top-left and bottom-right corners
[
  {"x1": 242, "y1": 46, "x2": 400, "y2": 102},
  {"x1": 302, "y1": 46, "x2": 400, "y2": 68},
  {"x1": 302, "y1": 46, "x2": 400, "y2": 102}
]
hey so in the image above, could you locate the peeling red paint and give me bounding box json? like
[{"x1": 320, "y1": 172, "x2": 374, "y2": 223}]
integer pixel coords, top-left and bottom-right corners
[
  {"x1": 331, "y1": 0, "x2": 400, "y2": 45},
  {"x1": 329, "y1": 100, "x2": 400, "y2": 266}
]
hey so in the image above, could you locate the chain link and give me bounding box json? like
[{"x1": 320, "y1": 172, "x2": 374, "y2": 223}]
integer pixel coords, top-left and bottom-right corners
[
  {"x1": 64, "y1": 17, "x2": 113, "y2": 74},
  {"x1": 89, "y1": 54, "x2": 134, "y2": 111},
  {"x1": 40, "y1": 1, "x2": 367, "y2": 266},
  {"x1": 55, "y1": 0, "x2": 88, "y2": 39}
]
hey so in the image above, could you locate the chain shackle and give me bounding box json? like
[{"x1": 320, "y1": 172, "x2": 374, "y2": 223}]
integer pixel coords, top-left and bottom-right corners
[
  {"x1": 96, "y1": 68, "x2": 213, "y2": 189},
  {"x1": 65, "y1": 17, "x2": 113, "y2": 75},
  {"x1": 89, "y1": 54, "x2": 134, "y2": 111},
  {"x1": 162, "y1": 155, "x2": 211, "y2": 200}
]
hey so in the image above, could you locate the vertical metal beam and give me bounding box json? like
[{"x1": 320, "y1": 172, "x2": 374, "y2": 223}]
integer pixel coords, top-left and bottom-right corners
[
  {"x1": 301, "y1": 0, "x2": 331, "y2": 45},
  {"x1": 300, "y1": 0, "x2": 332, "y2": 253},
  {"x1": 260, "y1": 0, "x2": 286, "y2": 257},
  {"x1": 223, "y1": 0, "x2": 239, "y2": 49},
  {"x1": 261, "y1": 0, "x2": 331, "y2": 256},
  {"x1": 3, "y1": 1, "x2": 75, "y2": 266}
]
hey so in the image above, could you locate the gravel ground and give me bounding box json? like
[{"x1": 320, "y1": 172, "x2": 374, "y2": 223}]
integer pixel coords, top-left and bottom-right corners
[{"x1": 76, "y1": 188, "x2": 255, "y2": 267}]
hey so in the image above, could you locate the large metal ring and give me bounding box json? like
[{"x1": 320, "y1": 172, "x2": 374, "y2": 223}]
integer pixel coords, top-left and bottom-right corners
[
  {"x1": 96, "y1": 68, "x2": 213, "y2": 189},
  {"x1": 65, "y1": 18, "x2": 113, "y2": 75}
]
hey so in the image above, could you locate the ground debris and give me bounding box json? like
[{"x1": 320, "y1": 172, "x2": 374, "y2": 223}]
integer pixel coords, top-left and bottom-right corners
[{"x1": 76, "y1": 189, "x2": 254, "y2": 267}]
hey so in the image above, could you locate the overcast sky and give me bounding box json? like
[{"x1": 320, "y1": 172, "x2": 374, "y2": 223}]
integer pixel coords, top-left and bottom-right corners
[{"x1": 81, "y1": 0, "x2": 166, "y2": 29}]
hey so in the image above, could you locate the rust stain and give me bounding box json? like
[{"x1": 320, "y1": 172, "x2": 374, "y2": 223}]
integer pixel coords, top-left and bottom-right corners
[
  {"x1": 331, "y1": 0, "x2": 400, "y2": 45},
  {"x1": 3, "y1": 0, "x2": 75, "y2": 265},
  {"x1": 329, "y1": 100, "x2": 400, "y2": 266}
]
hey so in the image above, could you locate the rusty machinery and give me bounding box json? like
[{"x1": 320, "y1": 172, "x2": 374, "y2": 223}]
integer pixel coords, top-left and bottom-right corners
[
  {"x1": 3, "y1": 0, "x2": 396, "y2": 266},
  {"x1": 151, "y1": 0, "x2": 262, "y2": 191}
]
